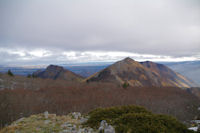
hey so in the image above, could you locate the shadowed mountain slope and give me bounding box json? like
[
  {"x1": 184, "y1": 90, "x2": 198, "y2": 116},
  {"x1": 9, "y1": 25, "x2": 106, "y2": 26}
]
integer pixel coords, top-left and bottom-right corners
[
  {"x1": 140, "y1": 61, "x2": 194, "y2": 87},
  {"x1": 86, "y1": 57, "x2": 194, "y2": 88}
]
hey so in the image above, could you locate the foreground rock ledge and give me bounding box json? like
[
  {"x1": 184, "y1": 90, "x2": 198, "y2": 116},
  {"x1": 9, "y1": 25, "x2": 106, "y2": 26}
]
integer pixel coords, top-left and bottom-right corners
[{"x1": 0, "y1": 112, "x2": 115, "y2": 133}]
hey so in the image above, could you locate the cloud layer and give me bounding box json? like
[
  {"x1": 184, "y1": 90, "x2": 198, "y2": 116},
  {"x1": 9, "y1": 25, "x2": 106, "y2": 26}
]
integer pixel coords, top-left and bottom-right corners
[
  {"x1": 0, "y1": 48, "x2": 199, "y2": 66},
  {"x1": 0, "y1": 0, "x2": 200, "y2": 65}
]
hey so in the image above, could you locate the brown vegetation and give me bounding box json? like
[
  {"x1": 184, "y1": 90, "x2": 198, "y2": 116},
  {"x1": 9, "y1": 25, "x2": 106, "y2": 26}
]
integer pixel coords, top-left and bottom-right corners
[{"x1": 0, "y1": 81, "x2": 199, "y2": 129}]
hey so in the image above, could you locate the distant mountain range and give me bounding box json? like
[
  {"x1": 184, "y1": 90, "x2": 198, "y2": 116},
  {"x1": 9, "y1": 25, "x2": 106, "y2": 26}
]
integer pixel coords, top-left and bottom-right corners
[
  {"x1": 86, "y1": 57, "x2": 194, "y2": 88},
  {"x1": 0, "y1": 59, "x2": 199, "y2": 87}
]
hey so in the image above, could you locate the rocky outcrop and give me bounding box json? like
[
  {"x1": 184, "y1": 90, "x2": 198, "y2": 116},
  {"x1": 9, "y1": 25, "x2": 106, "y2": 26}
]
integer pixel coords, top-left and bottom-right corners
[
  {"x1": 188, "y1": 107, "x2": 200, "y2": 132},
  {"x1": 98, "y1": 120, "x2": 115, "y2": 133}
]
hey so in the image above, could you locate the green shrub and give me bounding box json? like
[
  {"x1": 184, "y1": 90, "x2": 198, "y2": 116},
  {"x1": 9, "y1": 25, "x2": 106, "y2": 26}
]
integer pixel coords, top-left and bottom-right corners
[
  {"x1": 85, "y1": 105, "x2": 195, "y2": 133},
  {"x1": 7, "y1": 69, "x2": 14, "y2": 76},
  {"x1": 122, "y1": 82, "x2": 129, "y2": 89},
  {"x1": 115, "y1": 113, "x2": 193, "y2": 133},
  {"x1": 27, "y1": 74, "x2": 31, "y2": 78},
  {"x1": 86, "y1": 105, "x2": 151, "y2": 128}
]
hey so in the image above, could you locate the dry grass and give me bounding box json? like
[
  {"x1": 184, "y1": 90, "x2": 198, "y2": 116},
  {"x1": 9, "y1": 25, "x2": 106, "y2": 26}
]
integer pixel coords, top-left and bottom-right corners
[{"x1": 0, "y1": 113, "x2": 84, "y2": 133}]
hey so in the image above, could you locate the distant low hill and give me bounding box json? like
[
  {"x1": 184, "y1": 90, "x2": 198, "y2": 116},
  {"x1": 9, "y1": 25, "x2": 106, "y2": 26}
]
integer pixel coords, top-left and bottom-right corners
[
  {"x1": 86, "y1": 57, "x2": 194, "y2": 88},
  {"x1": 33, "y1": 65, "x2": 83, "y2": 81},
  {"x1": 0, "y1": 66, "x2": 43, "y2": 76}
]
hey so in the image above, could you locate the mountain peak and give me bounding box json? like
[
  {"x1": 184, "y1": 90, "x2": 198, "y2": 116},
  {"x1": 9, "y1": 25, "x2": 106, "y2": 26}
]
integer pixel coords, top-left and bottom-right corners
[
  {"x1": 87, "y1": 59, "x2": 194, "y2": 88},
  {"x1": 122, "y1": 57, "x2": 135, "y2": 63},
  {"x1": 46, "y1": 65, "x2": 64, "y2": 71},
  {"x1": 33, "y1": 64, "x2": 83, "y2": 81},
  {"x1": 47, "y1": 64, "x2": 64, "y2": 69}
]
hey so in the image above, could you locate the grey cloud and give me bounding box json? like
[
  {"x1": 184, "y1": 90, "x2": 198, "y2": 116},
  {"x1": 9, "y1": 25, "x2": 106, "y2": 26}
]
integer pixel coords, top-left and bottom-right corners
[{"x1": 0, "y1": 0, "x2": 200, "y2": 63}]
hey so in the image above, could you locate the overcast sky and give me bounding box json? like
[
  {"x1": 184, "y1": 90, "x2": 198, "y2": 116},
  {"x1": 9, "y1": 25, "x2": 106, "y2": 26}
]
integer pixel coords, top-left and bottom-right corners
[{"x1": 0, "y1": 0, "x2": 200, "y2": 65}]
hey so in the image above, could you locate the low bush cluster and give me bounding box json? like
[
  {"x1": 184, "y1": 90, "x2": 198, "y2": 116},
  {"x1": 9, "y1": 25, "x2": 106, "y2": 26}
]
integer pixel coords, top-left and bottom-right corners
[
  {"x1": 86, "y1": 105, "x2": 195, "y2": 133},
  {"x1": 86, "y1": 105, "x2": 151, "y2": 128}
]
